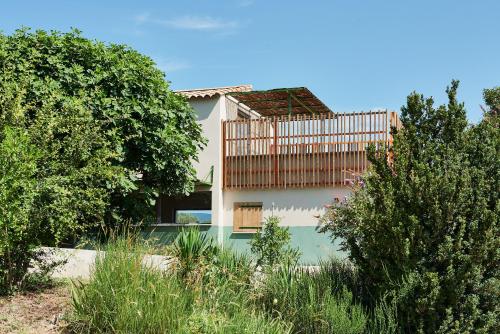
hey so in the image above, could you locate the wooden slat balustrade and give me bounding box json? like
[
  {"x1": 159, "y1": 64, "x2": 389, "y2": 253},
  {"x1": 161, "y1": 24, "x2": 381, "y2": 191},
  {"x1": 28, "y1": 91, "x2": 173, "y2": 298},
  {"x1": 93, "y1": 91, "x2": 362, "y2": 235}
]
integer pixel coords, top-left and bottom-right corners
[{"x1": 222, "y1": 110, "x2": 401, "y2": 189}]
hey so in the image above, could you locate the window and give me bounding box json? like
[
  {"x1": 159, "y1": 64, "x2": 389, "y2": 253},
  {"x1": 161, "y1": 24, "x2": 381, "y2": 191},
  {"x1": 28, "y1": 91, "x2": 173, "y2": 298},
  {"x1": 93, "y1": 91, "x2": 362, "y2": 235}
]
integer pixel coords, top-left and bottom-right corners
[
  {"x1": 175, "y1": 210, "x2": 211, "y2": 225},
  {"x1": 156, "y1": 191, "x2": 211, "y2": 225},
  {"x1": 233, "y1": 202, "x2": 263, "y2": 233}
]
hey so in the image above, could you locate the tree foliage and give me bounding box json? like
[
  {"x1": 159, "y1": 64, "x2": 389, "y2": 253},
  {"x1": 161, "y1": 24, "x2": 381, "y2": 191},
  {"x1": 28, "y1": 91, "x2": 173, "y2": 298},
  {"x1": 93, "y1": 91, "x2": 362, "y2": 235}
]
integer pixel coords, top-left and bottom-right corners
[
  {"x1": 0, "y1": 28, "x2": 204, "y2": 292},
  {"x1": 321, "y1": 81, "x2": 499, "y2": 333},
  {"x1": 483, "y1": 87, "x2": 500, "y2": 116},
  {"x1": 0, "y1": 28, "x2": 204, "y2": 233}
]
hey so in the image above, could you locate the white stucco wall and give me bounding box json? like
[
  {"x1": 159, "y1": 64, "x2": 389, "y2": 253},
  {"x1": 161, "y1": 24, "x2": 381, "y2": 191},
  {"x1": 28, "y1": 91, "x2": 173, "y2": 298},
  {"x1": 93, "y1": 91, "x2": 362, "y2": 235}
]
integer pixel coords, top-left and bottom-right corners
[
  {"x1": 222, "y1": 187, "x2": 351, "y2": 227},
  {"x1": 190, "y1": 97, "x2": 222, "y2": 181},
  {"x1": 188, "y1": 96, "x2": 225, "y2": 241}
]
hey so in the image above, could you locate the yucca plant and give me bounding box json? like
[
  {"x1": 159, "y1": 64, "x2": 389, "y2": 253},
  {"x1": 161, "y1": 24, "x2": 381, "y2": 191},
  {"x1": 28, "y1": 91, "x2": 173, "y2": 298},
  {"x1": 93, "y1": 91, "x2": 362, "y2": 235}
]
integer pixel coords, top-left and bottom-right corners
[{"x1": 171, "y1": 227, "x2": 217, "y2": 282}]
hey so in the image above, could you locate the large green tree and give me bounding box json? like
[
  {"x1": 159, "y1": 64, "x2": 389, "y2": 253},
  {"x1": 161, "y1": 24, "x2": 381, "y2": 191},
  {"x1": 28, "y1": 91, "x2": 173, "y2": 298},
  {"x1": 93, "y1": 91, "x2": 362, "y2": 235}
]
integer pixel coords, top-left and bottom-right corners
[
  {"x1": 321, "y1": 81, "x2": 499, "y2": 333},
  {"x1": 0, "y1": 28, "x2": 204, "y2": 236}
]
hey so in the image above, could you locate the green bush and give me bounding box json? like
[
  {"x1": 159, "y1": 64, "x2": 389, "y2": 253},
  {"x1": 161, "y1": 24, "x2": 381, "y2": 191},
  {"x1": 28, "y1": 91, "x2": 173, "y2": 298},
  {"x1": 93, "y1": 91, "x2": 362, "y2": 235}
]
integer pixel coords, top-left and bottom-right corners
[
  {"x1": 321, "y1": 81, "x2": 499, "y2": 333},
  {"x1": 250, "y1": 216, "x2": 300, "y2": 268},
  {"x1": 0, "y1": 27, "x2": 204, "y2": 293},
  {"x1": 171, "y1": 227, "x2": 218, "y2": 282},
  {"x1": 483, "y1": 86, "x2": 499, "y2": 115},
  {"x1": 0, "y1": 127, "x2": 38, "y2": 294}
]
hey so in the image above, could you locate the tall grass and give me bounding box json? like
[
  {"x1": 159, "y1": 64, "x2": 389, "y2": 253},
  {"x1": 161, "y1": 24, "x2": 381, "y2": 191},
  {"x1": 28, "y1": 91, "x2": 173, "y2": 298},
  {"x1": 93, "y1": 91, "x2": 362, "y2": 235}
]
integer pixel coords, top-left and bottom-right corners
[
  {"x1": 260, "y1": 259, "x2": 398, "y2": 334},
  {"x1": 69, "y1": 229, "x2": 396, "y2": 333},
  {"x1": 170, "y1": 228, "x2": 289, "y2": 333},
  {"x1": 69, "y1": 233, "x2": 290, "y2": 334},
  {"x1": 70, "y1": 237, "x2": 193, "y2": 333}
]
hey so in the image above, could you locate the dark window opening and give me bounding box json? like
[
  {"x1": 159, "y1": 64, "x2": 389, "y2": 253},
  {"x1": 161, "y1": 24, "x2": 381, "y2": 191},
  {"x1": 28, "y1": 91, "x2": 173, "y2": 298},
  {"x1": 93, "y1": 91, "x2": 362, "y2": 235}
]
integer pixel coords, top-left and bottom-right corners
[{"x1": 156, "y1": 191, "x2": 211, "y2": 224}]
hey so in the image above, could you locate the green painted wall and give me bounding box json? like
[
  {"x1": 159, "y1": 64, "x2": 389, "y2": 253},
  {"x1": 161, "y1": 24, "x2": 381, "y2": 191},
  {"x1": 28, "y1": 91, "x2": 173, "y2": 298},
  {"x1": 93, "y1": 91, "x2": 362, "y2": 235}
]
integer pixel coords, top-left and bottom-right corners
[{"x1": 142, "y1": 225, "x2": 345, "y2": 264}]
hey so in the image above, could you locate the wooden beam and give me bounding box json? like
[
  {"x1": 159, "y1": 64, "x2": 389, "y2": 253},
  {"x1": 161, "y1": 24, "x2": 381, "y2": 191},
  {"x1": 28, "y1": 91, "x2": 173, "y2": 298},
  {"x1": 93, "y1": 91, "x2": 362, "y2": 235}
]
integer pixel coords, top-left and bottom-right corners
[{"x1": 289, "y1": 91, "x2": 316, "y2": 114}]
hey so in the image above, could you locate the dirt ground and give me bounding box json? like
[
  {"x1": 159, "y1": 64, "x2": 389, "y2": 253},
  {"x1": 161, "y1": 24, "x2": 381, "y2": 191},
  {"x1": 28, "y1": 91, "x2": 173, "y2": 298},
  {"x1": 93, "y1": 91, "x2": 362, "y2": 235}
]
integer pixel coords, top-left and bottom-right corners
[{"x1": 0, "y1": 285, "x2": 70, "y2": 334}]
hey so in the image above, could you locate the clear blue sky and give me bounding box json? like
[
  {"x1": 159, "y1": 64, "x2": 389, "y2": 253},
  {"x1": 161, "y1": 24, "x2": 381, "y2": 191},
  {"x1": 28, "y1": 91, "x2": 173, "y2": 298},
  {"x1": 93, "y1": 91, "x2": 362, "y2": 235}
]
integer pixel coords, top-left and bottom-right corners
[{"x1": 1, "y1": 0, "x2": 498, "y2": 122}]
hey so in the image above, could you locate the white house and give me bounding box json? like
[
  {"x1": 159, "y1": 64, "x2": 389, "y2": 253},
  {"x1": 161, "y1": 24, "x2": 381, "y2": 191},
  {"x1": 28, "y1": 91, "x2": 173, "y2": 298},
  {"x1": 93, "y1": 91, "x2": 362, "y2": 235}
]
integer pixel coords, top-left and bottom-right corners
[{"x1": 150, "y1": 85, "x2": 400, "y2": 263}]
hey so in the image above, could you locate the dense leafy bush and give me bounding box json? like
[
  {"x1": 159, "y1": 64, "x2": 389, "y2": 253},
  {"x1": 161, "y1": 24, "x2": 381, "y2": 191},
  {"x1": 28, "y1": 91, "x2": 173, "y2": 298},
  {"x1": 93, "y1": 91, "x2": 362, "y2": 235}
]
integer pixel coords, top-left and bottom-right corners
[
  {"x1": 0, "y1": 127, "x2": 38, "y2": 294},
  {"x1": 0, "y1": 28, "x2": 204, "y2": 231},
  {"x1": 321, "y1": 81, "x2": 499, "y2": 333},
  {"x1": 250, "y1": 216, "x2": 300, "y2": 267},
  {"x1": 0, "y1": 28, "x2": 204, "y2": 293}
]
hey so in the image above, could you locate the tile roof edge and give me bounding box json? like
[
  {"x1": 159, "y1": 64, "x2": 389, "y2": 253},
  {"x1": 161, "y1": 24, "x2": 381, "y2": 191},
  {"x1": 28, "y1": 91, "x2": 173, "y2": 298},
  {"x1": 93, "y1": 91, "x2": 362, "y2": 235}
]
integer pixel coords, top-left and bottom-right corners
[{"x1": 175, "y1": 84, "x2": 253, "y2": 98}]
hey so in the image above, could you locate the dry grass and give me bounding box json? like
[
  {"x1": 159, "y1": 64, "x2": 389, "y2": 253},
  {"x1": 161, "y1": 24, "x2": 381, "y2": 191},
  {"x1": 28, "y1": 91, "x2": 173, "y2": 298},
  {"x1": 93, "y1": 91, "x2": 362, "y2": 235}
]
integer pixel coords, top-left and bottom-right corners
[{"x1": 0, "y1": 285, "x2": 70, "y2": 334}]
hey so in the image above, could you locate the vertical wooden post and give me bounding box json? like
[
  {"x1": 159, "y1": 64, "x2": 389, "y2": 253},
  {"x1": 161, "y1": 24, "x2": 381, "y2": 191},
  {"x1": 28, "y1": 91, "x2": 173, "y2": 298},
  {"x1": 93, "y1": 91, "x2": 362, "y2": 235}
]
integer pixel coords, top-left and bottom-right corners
[
  {"x1": 228, "y1": 121, "x2": 232, "y2": 188},
  {"x1": 268, "y1": 118, "x2": 272, "y2": 188},
  {"x1": 287, "y1": 114, "x2": 291, "y2": 188},
  {"x1": 273, "y1": 116, "x2": 278, "y2": 187},
  {"x1": 247, "y1": 119, "x2": 251, "y2": 188},
  {"x1": 222, "y1": 120, "x2": 226, "y2": 189},
  {"x1": 237, "y1": 119, "x2": 240, "y2": 189},
  {"x1": 261, "y1": 120, "x2": 264, "y2": 188},
  {"x1": 361, "y1": 111, "x2": 365, "y2": 172},
  {"x1": 342, "y1": 112, "x2": 345, "y2": 185}
]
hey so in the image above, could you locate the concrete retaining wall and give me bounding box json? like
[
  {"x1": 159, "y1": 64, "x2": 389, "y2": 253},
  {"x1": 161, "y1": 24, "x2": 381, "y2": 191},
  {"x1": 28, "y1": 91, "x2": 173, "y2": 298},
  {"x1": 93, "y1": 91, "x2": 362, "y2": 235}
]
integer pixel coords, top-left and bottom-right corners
[{"x1": 40, "y1": 247, "x2": 173, "y2": 280}]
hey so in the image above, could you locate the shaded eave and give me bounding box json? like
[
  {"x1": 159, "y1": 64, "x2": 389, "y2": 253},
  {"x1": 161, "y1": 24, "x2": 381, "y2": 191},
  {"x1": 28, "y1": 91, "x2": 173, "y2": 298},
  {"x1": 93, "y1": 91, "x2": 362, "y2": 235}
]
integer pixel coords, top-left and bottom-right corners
[{"x1": 228, "y1": 87, "x2": 332, "y2": 116}]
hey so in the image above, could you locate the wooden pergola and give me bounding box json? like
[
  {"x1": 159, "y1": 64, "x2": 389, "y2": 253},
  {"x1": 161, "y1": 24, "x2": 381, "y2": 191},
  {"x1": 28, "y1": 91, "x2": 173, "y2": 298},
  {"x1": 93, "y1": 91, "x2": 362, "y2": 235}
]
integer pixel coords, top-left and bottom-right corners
[{"x1": 228, "y1": 87, "x2": 332, "y2": 117}]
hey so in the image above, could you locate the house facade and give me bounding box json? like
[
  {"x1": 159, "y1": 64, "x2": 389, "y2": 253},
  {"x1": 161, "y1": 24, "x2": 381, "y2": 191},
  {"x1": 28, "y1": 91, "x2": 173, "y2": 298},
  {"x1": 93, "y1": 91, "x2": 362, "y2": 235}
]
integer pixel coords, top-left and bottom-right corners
[{"x1": 149, "y1": 85, "x2": 400, "y2": 263}]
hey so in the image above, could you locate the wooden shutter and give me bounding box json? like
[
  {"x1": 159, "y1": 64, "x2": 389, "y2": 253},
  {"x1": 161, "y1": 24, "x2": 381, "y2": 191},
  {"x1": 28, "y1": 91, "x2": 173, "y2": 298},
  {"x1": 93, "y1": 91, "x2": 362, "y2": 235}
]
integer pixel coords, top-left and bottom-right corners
[{"x1": 233, "y1": 202, "x2": 263, "y2": 233}]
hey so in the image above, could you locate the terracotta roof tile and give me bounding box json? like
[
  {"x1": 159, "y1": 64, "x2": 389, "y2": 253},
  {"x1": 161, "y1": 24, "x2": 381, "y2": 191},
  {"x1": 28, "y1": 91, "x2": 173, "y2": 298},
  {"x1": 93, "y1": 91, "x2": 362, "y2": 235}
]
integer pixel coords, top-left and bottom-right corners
[{"x1": 176, "y1": 84, "x2": 253, "y2": 99}]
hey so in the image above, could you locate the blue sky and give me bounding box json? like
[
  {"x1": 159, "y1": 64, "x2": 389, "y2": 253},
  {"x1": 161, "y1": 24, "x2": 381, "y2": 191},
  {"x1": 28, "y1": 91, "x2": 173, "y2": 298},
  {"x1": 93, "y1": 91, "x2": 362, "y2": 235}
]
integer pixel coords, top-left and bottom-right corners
[{"x1": 1, "y1": 0, "x2": 498, "y2": 122}]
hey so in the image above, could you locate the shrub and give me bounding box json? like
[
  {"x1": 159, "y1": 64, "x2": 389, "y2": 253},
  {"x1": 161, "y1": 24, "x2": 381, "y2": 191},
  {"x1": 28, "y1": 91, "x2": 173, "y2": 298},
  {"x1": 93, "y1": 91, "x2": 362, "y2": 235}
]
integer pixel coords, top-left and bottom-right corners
[
  {"x1": 0, "y1": 127, "x2": 38, "y2": 294},
  {"x1": 171, "y1": 227, "x2": 218, "y2": 282},
  {"x1": 250, "y1": 216, "x2": 300, "y2": 268},
  {"x1": 0, "y1": 27, "x2": 205, "y2": 293},
  {"x1": 321, "y1": 81, "x2": 499, "y2": 333},
  {"x1": 483, "y1": 86, "x2": 499, "y2": 115}
]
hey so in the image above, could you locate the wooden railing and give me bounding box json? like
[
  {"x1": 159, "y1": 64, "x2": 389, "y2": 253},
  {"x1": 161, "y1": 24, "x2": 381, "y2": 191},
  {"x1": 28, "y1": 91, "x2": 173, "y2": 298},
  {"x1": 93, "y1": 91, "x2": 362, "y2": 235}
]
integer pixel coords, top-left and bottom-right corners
[{"x1": 222, "y1": 111, "x2": 401, "y2": 189}]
